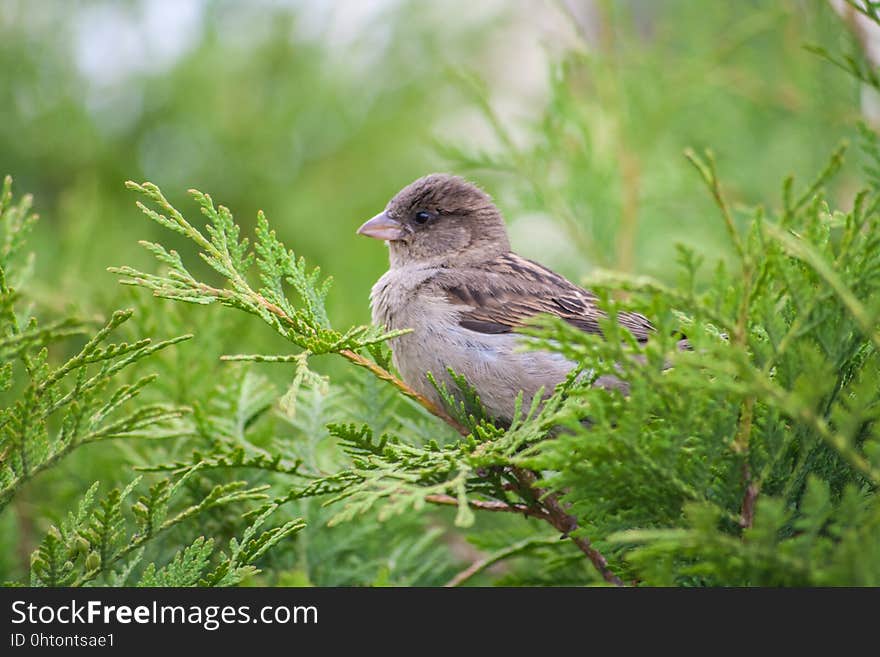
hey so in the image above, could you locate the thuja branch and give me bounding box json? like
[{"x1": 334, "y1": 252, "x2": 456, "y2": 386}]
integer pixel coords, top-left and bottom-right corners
[
  {"x1": 72, "y1": 474, "x2": 271, "y2": 587},
  {"x1": 684, "y1": 148, "x2": 745, "y2": 259},
  {"x1": 339, "y1": 348, "x2": 462, "y2": 427},
  {"x1": 685, "y1": 149, "x2": 760, "y2": 529},
  {"x1": 425, "y1": 493, "x2": 550, "y2": 519},
  {"x1": 510, "y1": 466, "x2": 623, "y2": 586}
]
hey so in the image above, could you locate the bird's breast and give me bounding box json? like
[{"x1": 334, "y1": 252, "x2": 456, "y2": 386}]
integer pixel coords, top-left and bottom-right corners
[
  {"x1": 369, "y1": 266, "x2": 442, "y2": 330},
  {"x1": 369, "y1": 268, "x2": 579, "y2": 423}
]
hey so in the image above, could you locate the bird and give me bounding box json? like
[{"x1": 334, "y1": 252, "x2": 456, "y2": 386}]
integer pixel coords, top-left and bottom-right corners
[{"x1": 357, "y1": 173, "x2": 659, "y2": 426}]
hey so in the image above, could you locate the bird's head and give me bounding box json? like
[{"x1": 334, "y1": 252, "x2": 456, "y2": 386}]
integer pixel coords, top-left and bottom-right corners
[{"x1": 357, "y1": 173, "x2": 510, "y2": 268}]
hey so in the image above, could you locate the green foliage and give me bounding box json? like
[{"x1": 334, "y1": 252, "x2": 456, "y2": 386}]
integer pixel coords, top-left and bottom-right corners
[
  {"x1": 0, "y1": 176, "x2": 188, "y2": 511},
  {"x1": 27, "y1": 470, "x2": 284, "y2": 587},
  {"x1": 0, "y1": 177, "x2": 303, "y2": 586},
  {"x1": 113, "y1": 142, "x2": 880, "y2": 584},
  {"x1": 515, "y1": 139, "x2": 880, "y2": 584},
  {"x1": 4, "y1": 1, "x2": 880, "y2": 587},
  {"x1": 113, "y1": 66, "x2": 880, "y2": 586},
  {"x1": 127, "y1": 342, "x2": 454, "y2": 587},
  {"x1": 612, "y1": 477, "x2": 880, "y2": 586},
  {"x1": 136, "y1": 503, "x2": 305, "y2": 588}
]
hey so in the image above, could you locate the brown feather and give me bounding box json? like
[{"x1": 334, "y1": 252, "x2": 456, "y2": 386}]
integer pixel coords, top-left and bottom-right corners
[{"x1": 436, "y1": 252, "x2": 654, "y2": 342}]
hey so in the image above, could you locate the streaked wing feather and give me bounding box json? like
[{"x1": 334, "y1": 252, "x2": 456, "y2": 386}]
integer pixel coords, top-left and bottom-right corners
[{"x1": 440, "y1": 253, "x2": 654, "y2": 342}]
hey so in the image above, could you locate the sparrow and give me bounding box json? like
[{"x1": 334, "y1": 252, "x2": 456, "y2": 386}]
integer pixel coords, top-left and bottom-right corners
[{"x1": 357, "y1": 173, "x2": 656, "y2": 425}]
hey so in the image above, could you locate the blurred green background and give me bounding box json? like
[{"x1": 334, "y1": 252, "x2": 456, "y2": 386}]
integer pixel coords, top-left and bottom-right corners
[{"x1": 0, "y1": 0, "x2": 869, "y2": 584}]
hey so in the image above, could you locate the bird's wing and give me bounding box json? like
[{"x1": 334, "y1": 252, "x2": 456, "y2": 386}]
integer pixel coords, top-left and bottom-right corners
[{"x1": 432, "y1": 252, "x2": 655, "y2": 341}]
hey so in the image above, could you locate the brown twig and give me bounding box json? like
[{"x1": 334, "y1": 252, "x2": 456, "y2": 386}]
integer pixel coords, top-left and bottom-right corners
[
  {"x1": 735, "y1": 396, "x2": 757, "y2": 528},
  {"x1": 340, "y1": 348, "x2": 463, "y2": 428},
  {"x1": 445, "y1": 556, "x2": 494, "y2": 588},
  {"x1": 425, "y1": 493, "x2": 551, "y2": 519},
  {"x1": 511, "y1": 467, "x2": 623, "y2": 586},
  {"x1": 739, "y1": 465, "x2": 759, "y2": 529}
]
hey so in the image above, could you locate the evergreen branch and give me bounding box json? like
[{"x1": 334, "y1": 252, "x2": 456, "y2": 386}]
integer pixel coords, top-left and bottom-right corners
[
  {"x1": 37, "y1": 310, "x2": 134, "y2": 393},
  {"x1": 26, "y1": 465, "x2": 283, "y2": 587},
  {"x1": 764, "y1": 221, "x2": 880, "y2": 352},
  {"x1": 424, "y1": 493, "x2": 551, "y2": 519},
  {"x1": 685, "y1": 149, "x2": 767, "y2": 529},
  {"x1": 608, "y1": 524, "x2": 814, "y2": 580},
  {"x1": 221, "y1": 354, "x2": 308, "y2": 363},
  {"x1": 0, "y1": 178, "x2": 298, "y2": 587},
  {"x1": 134, "y1": 449, "x2": 307, "y2": 477},
  {"x1": 747, "y1": 370, "x2": 880, "y2": 485},
  {"x1": 804, "y1": 43, "x2": 880, "y2": 92},
  {"x1": 45, "y1": 333, "x2": 193, "y2": 415},
  {"x1": 791, "y1": 143, "x2": 847, "y2": 214},
  {"x1": 684, "y1": 148, "x2": 745, "y2": 259},
  {"x1": 739, "y1": 473, "x2": 759, "y2": 529},
  {"x1": 510, "y1": 466, "x2": 624, "y2": 586},
  {"x1": 225, "y1": 293, "x2": 458, "y2": 424},
  {"x1": 0, "y1": 317, "x2": 86, "y2": 358},
  {"x1": 72, "y1": 476, "x2": 270, "y2": 587},
  {"x1": 0, "y1": 405, "x2": 187, "y2": 510}
]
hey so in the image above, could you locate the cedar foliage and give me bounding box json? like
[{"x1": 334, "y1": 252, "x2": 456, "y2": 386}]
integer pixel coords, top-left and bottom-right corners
[
  {"x1": 0, "y1": 176, "x2": 303, "y2": 586},
  {"x1": 110, "y1": 129, "x2": 880, "y2": 585},
  {"x1": 2, "y1": 2, "x2": 879, "y2": 586}
]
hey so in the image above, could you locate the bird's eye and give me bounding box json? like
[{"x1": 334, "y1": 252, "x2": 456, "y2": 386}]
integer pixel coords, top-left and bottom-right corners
[{"x1": 413, "y1": 210, "x2": 433, "y2": 225}]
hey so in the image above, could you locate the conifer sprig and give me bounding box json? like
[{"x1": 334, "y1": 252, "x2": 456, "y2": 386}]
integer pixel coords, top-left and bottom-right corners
[
  {"x1": 0, "y1": 179, "x2": 193, "y2": 511},
  {"x1": 0, "y1": 176, "x2": 303, "y2": 587},
  {"x1": 26, "y1": 467, "x2": 298, "y2": 587}
]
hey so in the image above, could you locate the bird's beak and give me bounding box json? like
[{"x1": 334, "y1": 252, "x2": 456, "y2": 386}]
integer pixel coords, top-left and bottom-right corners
[{"x1": 357, "y1": 212, "x2": 406, "y2": 241}]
